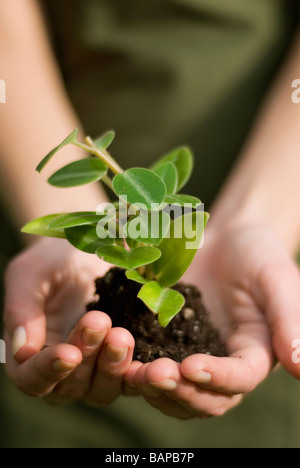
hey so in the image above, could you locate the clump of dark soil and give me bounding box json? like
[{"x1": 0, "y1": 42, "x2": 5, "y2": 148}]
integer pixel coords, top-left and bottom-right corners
[{"x1": 87, "y1": 268, "x2": 227, "y2": 363}]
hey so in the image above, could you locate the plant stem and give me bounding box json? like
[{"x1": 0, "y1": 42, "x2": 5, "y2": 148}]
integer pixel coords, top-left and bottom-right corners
[
  {"x1": 102, "y1": 175, "x2": 114, "y2": 191},
  {"x1": 138, "y1": 266, "x2": 146, "y2": 276},
  {"x1": 75, "y1": 136, "x2": 124, "y2": 175},
  {"x1": 145, "y1": 264, "x2": 155, "y2": 281}
]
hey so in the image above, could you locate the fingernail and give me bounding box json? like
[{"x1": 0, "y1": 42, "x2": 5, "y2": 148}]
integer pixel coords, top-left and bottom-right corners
[
  {"x1": 82, "y1": 328, "x2": 107, "y2": 347},
  {"x1": 105, "y1": 344, "x2": 128, "y2": 363},
  {"x1": 152, "y1": 379, "x2": 177, "y2": 391},
  {"x1": 185, "y1": 370, "x2": 212, "y2": 384},
  {"x1": 12, "y1": 326, "x2": 27, "y2": 357},
  {"x1": 53, "y1": 359, "x2": 77, "y2": 374},
  {"x1": 141, "y1": 385, "x2": 163, "y2": 398}
]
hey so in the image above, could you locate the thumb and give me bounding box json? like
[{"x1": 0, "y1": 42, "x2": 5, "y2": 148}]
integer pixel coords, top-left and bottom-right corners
[
  {"x1": 258, "y1": 257, "x2": 300, "y2": 379},
  {"x1": 4, "y1": 254, "x2": 47, "y2": 363}
]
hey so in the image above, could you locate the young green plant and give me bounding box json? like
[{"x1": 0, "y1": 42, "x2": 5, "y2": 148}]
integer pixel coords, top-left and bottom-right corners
[{"x1": 22, "y1": 130, "x2": 209, "y2": 327}]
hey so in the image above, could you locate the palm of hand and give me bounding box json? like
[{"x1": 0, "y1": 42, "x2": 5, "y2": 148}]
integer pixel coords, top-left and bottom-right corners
[
  {"x1": 40, "y1": 246, "x2": 108, "y2": 346},
  {"x1": 5, "y1": 239, "x2": 135, "y2": 406}
]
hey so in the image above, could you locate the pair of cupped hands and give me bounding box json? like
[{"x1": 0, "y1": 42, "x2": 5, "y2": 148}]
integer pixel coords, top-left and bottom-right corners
[{"x1": 4, "y1": 222, "x2": 300, "y2": 420}]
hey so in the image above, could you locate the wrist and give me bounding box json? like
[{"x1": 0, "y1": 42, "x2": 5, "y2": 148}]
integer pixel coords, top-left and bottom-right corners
[{"x1": 208, "y1": 189, "x2": 300, "y2": 255}]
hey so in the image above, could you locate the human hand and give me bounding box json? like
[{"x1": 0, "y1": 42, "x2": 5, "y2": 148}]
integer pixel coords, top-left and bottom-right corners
[
  {"x1": 4, "y1": 238, "x2": 136, "y2": 406},
  {"x1": 125, "y1": 224, "x2": 300, "y2": 419}
]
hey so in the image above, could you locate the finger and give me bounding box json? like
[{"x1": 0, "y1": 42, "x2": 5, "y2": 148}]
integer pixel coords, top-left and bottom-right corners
[
  {"x1": 5, "y1": 341, "x2": 82, "y2": 398},
  {"x1": 181, "y1": 323, "x2": 274, "y2": 394},
  {"x1": 4, "y1": 254, "x2": 47, "y2": 362},
  {"x1": 132, "y1": 361, "x2": 194, "y2": 419},
  {"x1": 135, "y1": 358, "x2": 242, "y2": 418},
  {"x1": 258, "y1": 258, "x2": 300, "y2": 379},
  {"x1": 123, "y1": 361, "x2": 143, "y2": 396},
  {"x1": 85, "y1": 327, "x2": 135, "y2": 406},
  {"x1": 51, "y1": 311, "x2": 112, "y2": 401}
]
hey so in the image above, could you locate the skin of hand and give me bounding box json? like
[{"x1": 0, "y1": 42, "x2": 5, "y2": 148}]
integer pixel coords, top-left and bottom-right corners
[
  {"x1": 124, "y1": 222, "x2": 300, "y2": 419},
  {"x1": 4, "y1": 238, "x2": 137, "y2": 406}
]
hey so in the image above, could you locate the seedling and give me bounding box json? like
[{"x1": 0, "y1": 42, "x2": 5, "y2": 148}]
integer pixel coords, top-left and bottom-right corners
[{"x1": 22, "y1": 130, "x2": 209, "y2": 327}]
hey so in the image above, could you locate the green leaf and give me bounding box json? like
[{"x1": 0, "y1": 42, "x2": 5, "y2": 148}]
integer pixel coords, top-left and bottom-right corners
[
  {"x1": 48, "y1": 158, "x2": 108, "y2": 188},
  {"x1": 49, "y1": 212, "x2": 105, "y2": 229},
  {"x1": 124, "y1": 211, "x2": 171, "y2": 246},
  {"x1": 125, "y1": 270, "x2": 150, "y2": 285},
  {"x1": 21, "y1": 214, "x2": 66, "y2": 239},
  {"x1": 113, "y1": 168, "x2": 166, "y2": 210},
  {"x1": 164, "y1": 194, "x2": 201, "y2": 208},
  {"x1": 96, "y1": 246, "x2": 161, "y2": 270},
  {"x1": 94, "y1": 130, "x2": 116, "y2": 151},
  {"x1": 36, "y1": 129, "x2": 79, "y2": 173},
  {"x1": 154, "y1": 162, "x2": 178, "y2": 195},
  {"x1": 126, "y1": 237, "x2": 139, "y2": 249},
  {"x1": 65, "y1": 225, "x2": 114, "y2": 254},
  {"x1": 153, "y1": 211, "x2": 209, "y2": 287},
  {"x1": 152, "y1": 147, "x2": 194, "y2": 192},
  {"x1": 137, "y1": 282, "x2": 185, "y2": 327}
]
